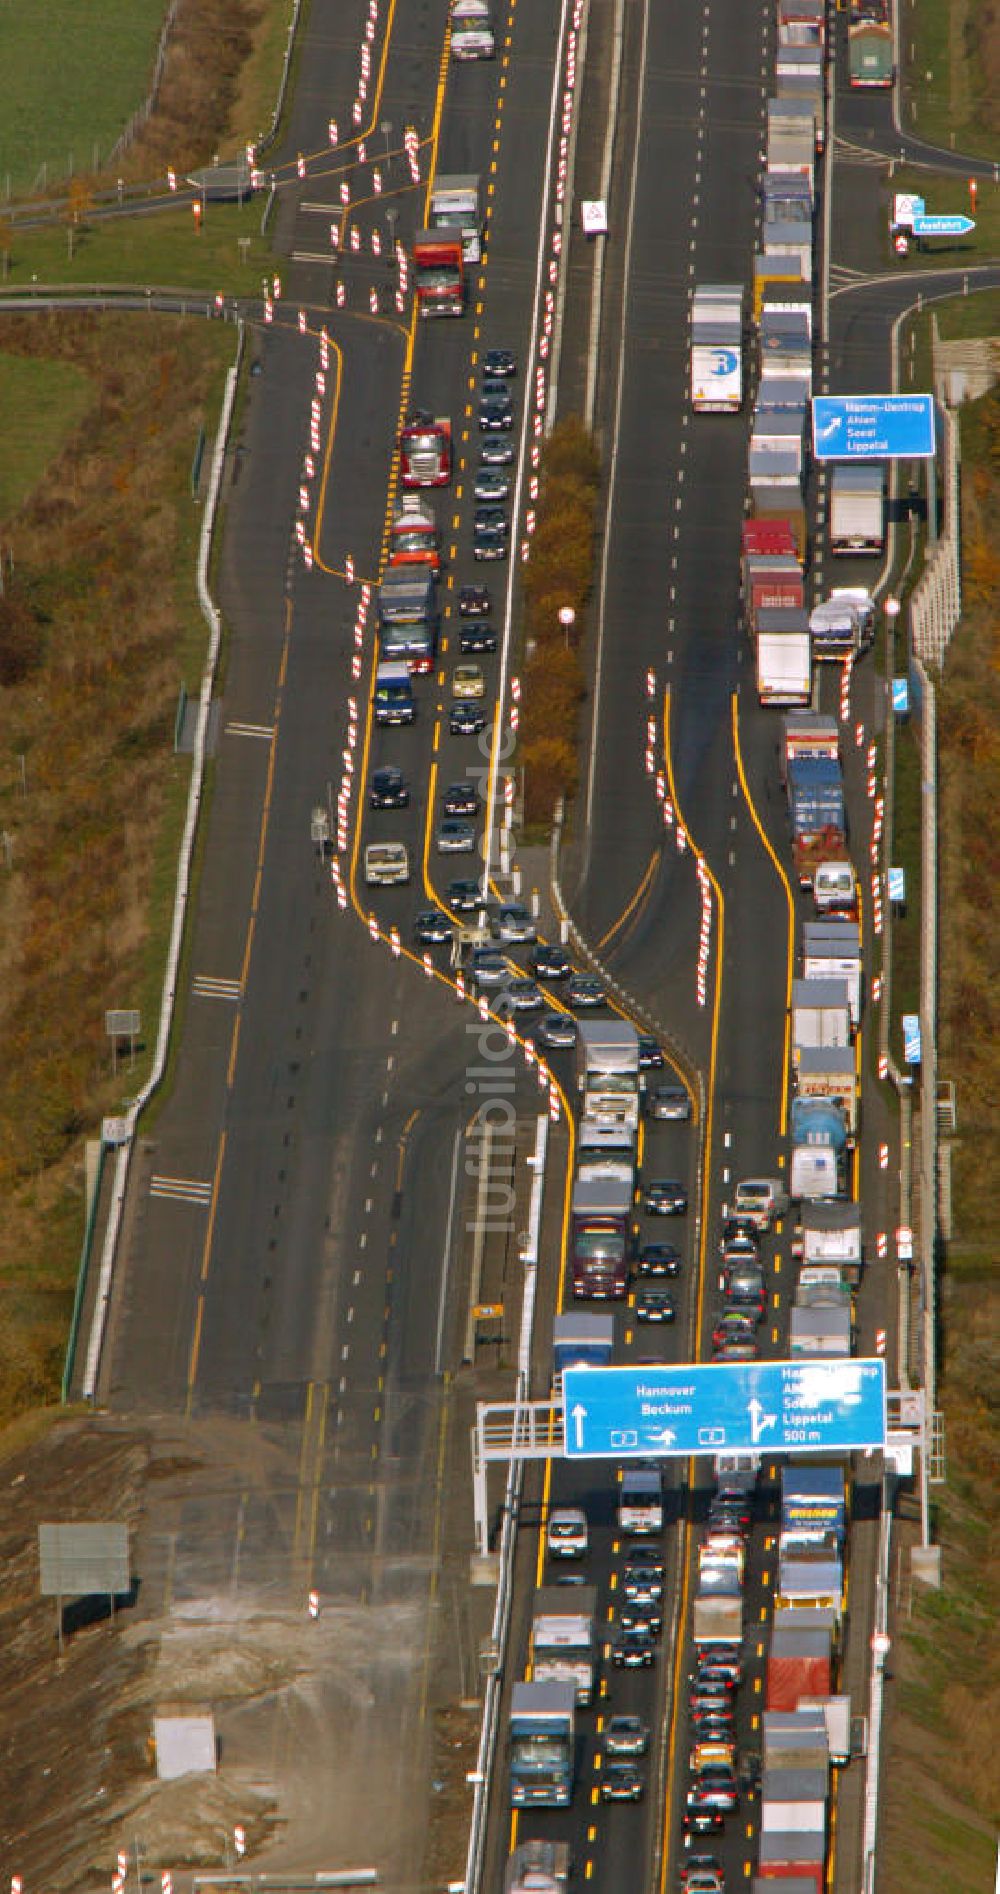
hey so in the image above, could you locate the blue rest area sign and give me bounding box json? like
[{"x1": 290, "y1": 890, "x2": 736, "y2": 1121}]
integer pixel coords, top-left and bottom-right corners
[
  {"x1": 812, "y1": 394, "x2": 936, "y2": 461},
  {"x1": 562, "y1": 1359, "x2": 887, "y2": 1459}
]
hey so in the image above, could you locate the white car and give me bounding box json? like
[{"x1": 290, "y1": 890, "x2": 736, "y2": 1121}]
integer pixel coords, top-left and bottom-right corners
[
  {"x1": 452, "y1": 662, "x2": 486, "y2": 700},
  {"x1": 364, "y1": 842, "x2": 410, "y2": 887},
  {"x1": 451, "y1": 0, "x2": 495, "y2": 58}
]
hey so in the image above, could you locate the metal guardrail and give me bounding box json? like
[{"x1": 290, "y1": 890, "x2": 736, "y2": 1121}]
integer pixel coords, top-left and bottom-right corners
[
  {"x1": 462, "y1": 1116, "x2": 549, "y2": 1894},
  {"x1": 549, "y1": 813, "x2": 704, "y2": 1121},
  {"x1": 257, "y1": 0, "x2": 308, "y2": 157},
  {"x1": 60, "y1": 1139, "x2": 108, "y2": 1400},
  {"x1": 860, "y1": 1473, "x2": 894, "y2": 1891},
  {"x1": 911, "y1": 410, "x2": 961, "y2": 667}
]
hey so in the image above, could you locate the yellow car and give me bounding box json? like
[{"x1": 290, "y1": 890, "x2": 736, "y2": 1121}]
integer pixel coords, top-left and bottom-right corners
[{"x1": 452, "y1": 662, "x2": 486, "y2": 700}]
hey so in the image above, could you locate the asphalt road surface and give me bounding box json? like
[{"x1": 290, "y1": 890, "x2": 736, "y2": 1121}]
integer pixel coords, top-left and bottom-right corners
[
  {"x1": 78, "y1": 0, "x2": 1000, "y2": 1879},
  {"x1": 95, "y1": 0, "x2": 579, "y2": 1878}
]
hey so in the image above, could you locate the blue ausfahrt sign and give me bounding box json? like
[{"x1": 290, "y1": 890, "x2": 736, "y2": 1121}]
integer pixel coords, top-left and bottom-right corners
[
  {"x1": 912, "y1": 214, "x2": 976, "y2": 238},
  {"x1": 891, "y1": 677, "x2": 910, "y2": 717},
  {"x1": 562, "y1": 1359, "x2": 887, "y2": 1459},
  {"x1": 812, "y1": 394, "x2": 936, "y2": 461},
  {"x1": 902, "y1": 1014, "x2": 922, "y2": 1064}
]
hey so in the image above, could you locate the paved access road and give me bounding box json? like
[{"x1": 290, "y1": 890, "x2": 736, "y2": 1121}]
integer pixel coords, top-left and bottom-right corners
[
  {"x1": 94, "y1": 0, "x2": 581, "y2": 1877},
  {"x1": 832, "y1": 9, "x2": 999, "y2": 177}
]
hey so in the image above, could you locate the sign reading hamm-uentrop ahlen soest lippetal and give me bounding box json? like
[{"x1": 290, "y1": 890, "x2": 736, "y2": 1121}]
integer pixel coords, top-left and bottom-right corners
[
  {"x1": 561, "y1": 1359, "x2": 887, "y2": 1459},
  {"x1": 811, "y1": 394, "x2": 936, "y2": 461}
]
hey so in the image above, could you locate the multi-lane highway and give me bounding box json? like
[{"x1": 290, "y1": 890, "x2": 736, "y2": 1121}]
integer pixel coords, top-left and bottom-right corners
[
  {"x1": 65, "y1": 0, "x2": 994, "y2": 1880},
  {"x1": 89, "y1": 0, "x2": 592, "y2": 1874}
]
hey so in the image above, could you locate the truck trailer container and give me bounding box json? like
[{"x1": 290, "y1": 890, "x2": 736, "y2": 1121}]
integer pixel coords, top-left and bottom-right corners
[
  {"x1": 779, "y1": 713, "x2": 839, "y2": 788},
  {"x1": 429, "y1": 174, "x2": 482, "y2": 262},
  {"x1": 789, "y1": 1304, "x2": 853, "y2": 1357},
  {"x1": 756, "y1": 1852, "x2": 825, "y2": 1894},
  {"x1": 795, "y1": 1264, "x2": 853, "y2": 1311},
  {"x1": 571, "y1": 1175, "x2": 632, "y2": 1299},
  {"x1": 793, "y1": 1047, "x2": 858, "y2": 1145},
  {"x1": 551, "y1": 1312, "x2": 615, "y2": 1376},
  {"x1": 757, "y1": 619, "x2": 812, "y2": 708},
  {"x1": 690, "y1": 283, "x2": 744, "y2": 412},
  {"x1": 508, "y1": 1682, "x2": 575, "y2": 1807},
  {"x1": 794, "y1": 1200, "x2": 864, "y2": 1286},
  {"x1": 781, "y1": 1466, "x2": 848, "y2": 1551},
  {"x1": 575, "y1": 1019, "x2": 641, "y2": 1130},
  {"x1": 766, "y1": 1626, "x2": 833, "y2": 1710},
  {"x1": 791, "y1": 978, "x2": 852, "y2": 1049},
  {"x1": 802, "y1": 920, "x2": 862, "y2": 1026},
  {"x1": 763, "y1": 1707, "x2": 830, "y2": 1772},
  {"x1": 829, "y1": 463, "x2": 884, "y2": 554},
  {"x1": 848, "y1": 16, "x2": 893, "y2": 85},
  {"x1": 777, "y1": 1555, "x2": 844, "y2": 1621},
  {"x1": 787, "y1": 758, "x2": 847, "y2": 888},
  {"x1": 530, "y1": 1586, "x2": 599, "y2": 1706},
  {"x1": 758, "y1": 1830, "x2": 826, "y2": 1890},
  {"x1": 798, "y1": 1694, "x2": 851, "y2": 1766},
  {"x1": 744, "y1": 553, "x2": 806, "y2": 620}
]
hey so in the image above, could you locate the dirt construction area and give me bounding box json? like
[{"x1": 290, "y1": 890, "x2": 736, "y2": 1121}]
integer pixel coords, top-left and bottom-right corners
[{"x1": 0, "y1": 1411, "x2": 481, "y2": 1893}]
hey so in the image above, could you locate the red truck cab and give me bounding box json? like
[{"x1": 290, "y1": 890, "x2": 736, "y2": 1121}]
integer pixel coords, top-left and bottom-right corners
[
  {"x1": 412, "y1": 232, "x2": 464, "y2": 316},
  {"x1": 399, "y1": 412, "x2": 452, "y2": 489}
]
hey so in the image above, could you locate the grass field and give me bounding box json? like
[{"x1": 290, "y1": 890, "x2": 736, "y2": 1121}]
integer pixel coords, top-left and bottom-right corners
[
  {"x1": 879, "y1": 304, "x2": 1000, "y2": 1893},
  {"x1": 0, "y1": 0, "x2": 168, "y2": 194},
  {"x1": 0, "y1": 354, "x2": 95, "y2": 522},
  {"x1": 902, "y1": 0, "x2": 999, "y2": 158},
  {"x1": 889, "y1": 167, "x2": 1000, "y2": 268},
  {"x1": 1, "y1": 200, "x2": 275, "y2": 295}
]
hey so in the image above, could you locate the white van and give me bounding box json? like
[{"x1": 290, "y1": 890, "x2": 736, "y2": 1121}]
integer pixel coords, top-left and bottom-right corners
[
  {"x1": 618, "y1": 1468, "x2": 664, "y2": 1535},
  {"x1": 729, "y1": 1177, "x2": 789, "y2": 1230},
  {"x1": 547, "y1": 1508, "x2": 588, "y2": 1561}
]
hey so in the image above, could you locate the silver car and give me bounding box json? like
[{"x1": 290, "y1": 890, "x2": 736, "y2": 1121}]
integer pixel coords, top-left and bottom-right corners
[
  {"x1": 506, "y1": 978, "x2": 544, "y2": 1014},
  {"x1": 436, "y1": 818, "x2": 476, "y2": 854},
  {"x1": 536, "y1": 1011, "x2": 577, "y2": 1051},
  {"x1": 474, "y1": 466, "x2": 511, "y2": 502},
  {"x1": 471, "y1": 947, "x2": 508, "y2": 988},
  {"x1": 649, "y1": 1084, "x2": 692, "y2": 1121},
  {"x1": 495, "y1": 902, "x2": 537, "y2": 944}
]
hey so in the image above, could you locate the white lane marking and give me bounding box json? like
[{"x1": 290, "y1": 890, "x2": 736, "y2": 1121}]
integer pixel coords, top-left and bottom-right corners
[
  {"x1": 150, "y1": 1175, "x2": 211, "y2": 1205},
  {"x1": 225, "y1": 721, "x2": 274, "y2": 740},
  {"x1": 435, "y1": 1128, "x2": 465, "y2": 1375},
  {"x1": 581, "y1": 0, "x2": 654, "y2": 851},
  {"x1": 192, "y1": 975, "x2": 242, "y2": 1000}
]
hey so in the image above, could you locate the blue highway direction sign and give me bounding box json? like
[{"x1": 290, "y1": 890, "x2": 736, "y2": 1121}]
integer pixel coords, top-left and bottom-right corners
[
  {"x1": 913, "y1": 214, "x2": 975, "y2": 238},
  {"x1": 562, "y1": 1359, "x2": 887, "y2": 1459},
  {"x1": 812, "y1": 394, "x2": 936, "y2": 461}
]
